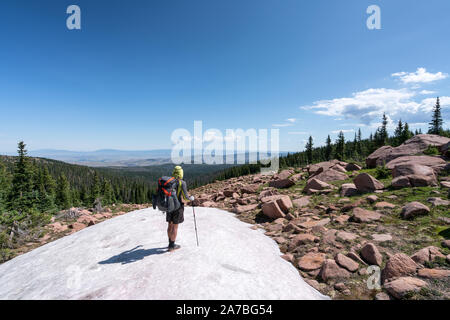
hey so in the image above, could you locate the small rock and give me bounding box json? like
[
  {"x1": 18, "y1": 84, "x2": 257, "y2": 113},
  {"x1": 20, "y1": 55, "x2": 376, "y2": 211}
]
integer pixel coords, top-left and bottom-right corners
[
  {"x1": 319, "y1": 259, "x2": 351, "y2": 282},
  {"x1": 401, "y1": 202, "x2": 430, "y2": 220},
  {"x1": 427, "y1": 197, "x2": 450, "y2": 207},
  {"x1": 442, "y1": 240, "x2": 450, "y2": 249},
  {"x1": 298, "y1": 252, "x2": 326, "y2": 271},
  {"x1": 417, "y1": 268, "x2": 450, "y2": 279},
  {"x1": 374, "y1": 202, "x2": 396, "y2": 209},
  {"x1": 352, "y1": 207, "x2": 382, "y2": 223},
  {"x1": 375, "y1": 292, "x2": 391, "y2": 300},
  {"x1": 371, "y1": 234, "x2": 393, "y2": 242},
  {"x1": 281, "y1": 253, "x2": 294, "y2": 263},
  {"x1": 335, "y1": 253, "x2": 359, "y2": 272},
  {"x1": 353, "y1": 173, "x2": 384, "y2": 193},
  {"x1": 336, "y1": 231, "x2": 359, "y2": 242},
  {"x1": 360, "y1": 243, "x2": 383, "y2": 266},
  {"x1": 366, "y1": 195, "x2": 378, "y2": 203}
]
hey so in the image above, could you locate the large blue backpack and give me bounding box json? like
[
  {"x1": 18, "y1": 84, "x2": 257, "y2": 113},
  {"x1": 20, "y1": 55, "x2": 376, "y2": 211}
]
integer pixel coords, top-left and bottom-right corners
[{"x1": 153, "y1": 176, "x2": 181, "y2": 213}]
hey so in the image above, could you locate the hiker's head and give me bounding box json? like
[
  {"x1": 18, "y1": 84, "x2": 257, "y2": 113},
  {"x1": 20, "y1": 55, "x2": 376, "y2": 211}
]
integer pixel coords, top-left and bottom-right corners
[{"x1": 172, "y1": 166, "x2": 184, "y2": 179}]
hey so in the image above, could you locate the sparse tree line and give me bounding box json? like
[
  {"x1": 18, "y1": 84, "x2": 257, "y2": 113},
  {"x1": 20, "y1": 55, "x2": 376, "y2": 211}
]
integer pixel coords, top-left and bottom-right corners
[{"x1": 219, "y1": 97, "x2": 448, "y2": 177}]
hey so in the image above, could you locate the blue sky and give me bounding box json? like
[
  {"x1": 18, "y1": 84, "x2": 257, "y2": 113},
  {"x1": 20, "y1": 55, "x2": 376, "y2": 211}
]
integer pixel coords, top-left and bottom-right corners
[{"x1": 0, "y1": 0, "x2": 449, "y2": 153}]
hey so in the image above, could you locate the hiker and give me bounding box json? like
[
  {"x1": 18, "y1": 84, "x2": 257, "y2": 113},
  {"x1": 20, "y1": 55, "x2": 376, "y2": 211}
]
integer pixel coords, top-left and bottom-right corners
[{"x1": 167, "y1": 165, "x2": 194, "y2": 252}]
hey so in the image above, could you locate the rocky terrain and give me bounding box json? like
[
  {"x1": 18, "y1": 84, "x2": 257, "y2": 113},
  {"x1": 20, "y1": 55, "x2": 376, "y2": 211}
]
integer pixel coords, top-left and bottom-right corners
[
  {"x1": 188, "y1": 134, "x2": 450, "y2": 300},
  {"x1": 4, "y1": 134, "x2": 449, "y2": 300}
]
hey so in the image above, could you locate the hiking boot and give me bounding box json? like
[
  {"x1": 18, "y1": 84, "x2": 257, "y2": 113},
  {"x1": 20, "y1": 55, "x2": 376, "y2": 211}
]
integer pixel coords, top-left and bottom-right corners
[{"x1": 168, "y1": 244, "x2": 181, "y2": 252}]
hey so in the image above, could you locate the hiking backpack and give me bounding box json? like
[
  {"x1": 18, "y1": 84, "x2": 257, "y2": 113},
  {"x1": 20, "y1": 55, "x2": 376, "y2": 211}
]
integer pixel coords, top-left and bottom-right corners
[{"x1": 153, "y1": 176, "x2": 181, "y2": 213}]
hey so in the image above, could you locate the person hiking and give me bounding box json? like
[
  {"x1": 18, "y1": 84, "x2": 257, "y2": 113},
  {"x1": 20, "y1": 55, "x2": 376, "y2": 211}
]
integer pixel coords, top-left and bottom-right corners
[{"x1": 166, "y1": 165, "x2": 194, "y2": 252}]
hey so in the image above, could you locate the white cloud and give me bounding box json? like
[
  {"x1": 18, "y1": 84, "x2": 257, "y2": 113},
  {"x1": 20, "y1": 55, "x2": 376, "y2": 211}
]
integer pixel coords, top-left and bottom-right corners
[
  {"x1": 286, "y1": 118, "x2": 296, "y2": 123},
  {"x1": 273, "y1": 123, "x2": 294, "y2": 127},
  {"x1": 301, "y1": 88, "x2": 418, "y2": 124},
  {"x1": 331, "y1": 129, "x2": 355, "y2": 134},
  {"x1": 301, "y1": 85, "x2": 450, "y2": 126},
  {"x1": 419, "y1": 90, "x2": 436, "y2": 95},
  {"x1": 392, "y1": 67, "x2": 448, "y2": 84}
]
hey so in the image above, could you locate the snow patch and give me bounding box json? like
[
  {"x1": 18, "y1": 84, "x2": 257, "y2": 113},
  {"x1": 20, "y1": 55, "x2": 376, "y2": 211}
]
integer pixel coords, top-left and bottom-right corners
[{"x1": 0, "y1": 207, "x2": 328, "y2": 300}]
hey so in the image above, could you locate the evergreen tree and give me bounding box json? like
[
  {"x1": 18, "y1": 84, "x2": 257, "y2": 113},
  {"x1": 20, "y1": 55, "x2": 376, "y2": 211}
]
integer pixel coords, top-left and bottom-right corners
[
  {"x1": 325, "y1": 135, "x2": 332, "y2": 161},
  {"x1": 334, "y1": 131, "x2": 345, "y2": 161},
  {"x1": 402, "y1": 122, "x2": 413, "y2": 143},
  {"x1": 102, "y1": 180, "x2": 115, "y2": 205},
  {"x1": 0, "y1": 161, "x2": 10, "y2": 210},
  {"x1": 428, "y1": 97, "x2": 443, "y2": 135},
  {"x1": 8, "y1": 141, "x2": 35, "y2": 212},
  {"x1": 394, "y1": 119, "x2": 404, "y2": 146},
  {"x1": 356, "y1": 128, "x2": 363, "y2": 157},
  {"x1": 90, "y1": 172, "x2": 102, "y2": 205},
  {"x1": 55, "y1": 174, "x2": 71, "y2": 209},
  {"x1": 305, "y1": 136, "x2": 313, "y2": 164}
]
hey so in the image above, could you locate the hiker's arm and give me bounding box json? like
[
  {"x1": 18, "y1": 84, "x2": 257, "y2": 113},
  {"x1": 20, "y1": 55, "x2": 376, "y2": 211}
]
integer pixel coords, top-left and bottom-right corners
[{"x1": 180, "y1": 181, "x2": 194, "y2": 201}]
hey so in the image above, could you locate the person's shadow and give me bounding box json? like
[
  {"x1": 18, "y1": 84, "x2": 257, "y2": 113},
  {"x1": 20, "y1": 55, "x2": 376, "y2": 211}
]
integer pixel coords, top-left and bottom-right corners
[{"x1": 99, "y1": 245, "x2": 167, "y2": 265}]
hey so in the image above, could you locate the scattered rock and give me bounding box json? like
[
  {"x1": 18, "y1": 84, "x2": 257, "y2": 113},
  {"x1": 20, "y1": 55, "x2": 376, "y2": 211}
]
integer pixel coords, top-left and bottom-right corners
[
  {"x1": 336, "y1": 231, "x2": 359, "y2": 242},
  {"x1": 417, "y1": 268, "x2": 450, "y2": 279},
  {"x1": 382, "y1": 253, "x2": 418, "y2": 282},
  {"x1": 281, "y1": 253, "x2": 294, "y2": 263},
  {"x1": 262, "y1": 201, "x2": 285, "y2": 219},
  {"x1": 352, "y1": 207, "x2": 382, "y2": 223},
  {"x1": 335, "y1": 253, "x2": 359, "y2": 272},
  {"x1": 427, "y1": 197, "x2": 450, "y2": 207},
  {"x1": 292, "y1": 196, "x2": 311, "y2": 208},
  {"x1": 297, "y1": 252, "x2": 326, "y2": 271},
  {"x1": 335, "y1": 215, "x2": 350, "y2": 225},
  {"x1": 374, "y1": 202, "x2": 396, "y2": 209},
  {"x1": 310, "y1": 169, "x2": 348, "y2": 183},
  {"x1": 319, "y1": 259, "x2": 351, "y2": 282},
  {"x1": 345, "y1": 163, "x2": 362, "y2": 171},
  {"x1": 411, "y1": 246, "x2": 445, "y2": 265},
  {"x1": 401, "y1": 202, "x2": 430, "y2": 219},
  {"x1": 375, "y1": 292, "x2": 391, "y2": 300},
  {"x1": 340, "y1": 183, "x2": 358, "y2": 197},
  {"x1": 299, "y1": 218, "x2": 331, "y2": 229},
  {"x1": 269, "y1": 178, "x2": 295, "y2": 189},
  {"x1": 366, "y1": 195, "x2": 378, "y2": 203},
  {"x1": 384, "y1": 277, "x2": 427, "y2": 299},
  {"x1": 442, "y1": 240, "x2": 450, "y2": 249},
  {"x1": 353, "y1": 173, "x2": 384, "y2": 193},
  {"x1": 303, "y1": 178, "x2": 334, "y2": 194},
  {"x1": 371, "y1": 234, "x2": 393, "y2": 242},
  {"x1": 68, "y1": 222, "x2": 86, "y2": 232},
  {"x1": 360, "y1": 243, "x2": 383, "y2": 266}
]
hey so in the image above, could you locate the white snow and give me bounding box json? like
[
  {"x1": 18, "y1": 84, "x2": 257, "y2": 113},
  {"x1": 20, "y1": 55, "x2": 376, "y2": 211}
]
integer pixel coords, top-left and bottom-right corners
[{"x1": 0, "y1": 207, "x2": 329, "y2": 300}]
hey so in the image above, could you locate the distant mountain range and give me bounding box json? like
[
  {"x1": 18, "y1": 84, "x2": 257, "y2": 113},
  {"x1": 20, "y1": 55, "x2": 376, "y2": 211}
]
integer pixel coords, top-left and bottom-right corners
[{"x1": 7, "y1": 149, "x2": 291, "y2": 167}]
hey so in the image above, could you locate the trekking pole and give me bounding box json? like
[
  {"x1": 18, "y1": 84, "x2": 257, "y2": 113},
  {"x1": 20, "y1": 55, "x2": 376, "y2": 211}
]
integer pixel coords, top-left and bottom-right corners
[{"x1": 192, "y1": 205, "x2": 199, "y2": 247}]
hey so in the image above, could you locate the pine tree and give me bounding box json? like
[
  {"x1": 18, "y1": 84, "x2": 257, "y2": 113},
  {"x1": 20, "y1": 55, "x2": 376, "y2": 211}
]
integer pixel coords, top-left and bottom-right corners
[
  {"x1": 55, "y1": 174, "x2": 71, "y2": 209},
  {"x1": 394, "y1": 119, "x2": 404, "y2": 146},
  {"x1": 356, "y1": 128, "x2": 363, "y2": 157},
  {"x1": 0, "y1": 161, "x2": 10, "y2": 210},
  {"x1": 102, "y1": 180, "x2": 115, "y2": 206},
  {"x1": 90, "y1": 172, "x2": 102, "y2": 206},
  {"x1": 305, "y1": 136, "x2": 313, "y2": 164},
  {"x1": 428, "y1": 97, "x2": 443, "y2": 135},
  {"x1": 8, "y1": 141, "x2": 35, "y2": 212},
  {"x1": 334, "y1": 131, "x2": 345, "y2": 161},
  {"x1": 325, "y1": 135, "x2": 332, "y2": 161},
  {"x1": 402, "y1": 122, "x2": 413, "y2": 143}
]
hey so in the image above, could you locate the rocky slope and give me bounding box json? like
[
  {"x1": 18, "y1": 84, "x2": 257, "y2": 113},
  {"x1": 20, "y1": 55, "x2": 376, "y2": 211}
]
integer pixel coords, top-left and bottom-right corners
[{"x1": 189, "y1": 134, "x2": 450, "y2": 300}]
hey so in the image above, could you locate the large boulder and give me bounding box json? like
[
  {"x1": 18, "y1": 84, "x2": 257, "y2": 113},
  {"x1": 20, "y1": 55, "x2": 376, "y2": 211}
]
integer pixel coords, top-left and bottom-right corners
[
  {"x1": 335, "y1": 253, "x2": 359, "y2": 272},
  {"x1": 384, "y1": 277, "x2": 427, "y2": 299},
  {"x1": 366, "y1": 134, "x2": 450, "y2": 168},
  {"x1": 303, "y1": 178, "x2": 334, "y2": 194},
  {"x1": 319, "y1": 259, "x2": 351, "y2": 282},
  {"x1": 411, "y1": 246, "x2": 445, "y2": 265},
  {"x1": 261, "y1": 195, "x2": 293, "y2": 219},
  {"x1": 401, "y1": 202, "x2": 430, "y2": 220},
  {"x1": 353, "y1": 173, "x2": 384, "y2": 193},
  {"x1": 381, "y1": 253, "x2": 418, "y2": 282},
  {"x1": 386, "y1": 156, "x2": 447, "y2": 173},
  {"x1": 360, "y1": 243, "x2": 383, "y2": 266},
  {"x1": 391, "y1": 163, "x2": 438, "y2": 188},
  {"x1": 310, "y1": 169, "x2": 348, "y2": 183},
  {"x1": 345, "y1": 163, "x2": 362, "y2": 171}
]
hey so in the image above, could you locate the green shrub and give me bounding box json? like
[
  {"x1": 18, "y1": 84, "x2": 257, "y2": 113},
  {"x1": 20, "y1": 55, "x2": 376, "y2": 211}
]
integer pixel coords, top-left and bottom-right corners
[
  {"x1": 375, "y1": 164, "x2": 391, "y2": 179},
  {"x1": 423, "y1": 145, "x2": 440, "y2": 156}
]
